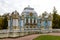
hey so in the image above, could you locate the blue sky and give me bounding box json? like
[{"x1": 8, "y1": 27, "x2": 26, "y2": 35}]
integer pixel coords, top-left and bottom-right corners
[{"x1": 0, "y1": 0, "x2": 60, "y2": 15}]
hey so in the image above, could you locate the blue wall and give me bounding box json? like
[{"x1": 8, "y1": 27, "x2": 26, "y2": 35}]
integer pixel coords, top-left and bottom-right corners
[{"x1": 10, "y1": 17, "x2": 13, "y2": 30}]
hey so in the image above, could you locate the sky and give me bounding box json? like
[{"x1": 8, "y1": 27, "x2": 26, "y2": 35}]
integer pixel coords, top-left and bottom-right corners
[{"x1": 0, "y1": 0, "x2": 60, "y2": 15}]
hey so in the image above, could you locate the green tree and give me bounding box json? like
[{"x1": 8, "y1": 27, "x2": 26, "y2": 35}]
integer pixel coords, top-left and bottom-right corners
[
  {"x1": 52, "y1": 7, "x2": 60, "y2": 29},
  {"x1": 0, "y1": 17, "x2": 4, "y2": 29},
  {"x1": 3, "y1": 15, "x2": 8, "y2": 29}
]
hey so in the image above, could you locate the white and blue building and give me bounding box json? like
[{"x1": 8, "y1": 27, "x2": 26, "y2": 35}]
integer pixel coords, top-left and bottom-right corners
[{"x1": 7, "y1": 6, "x2": 53, "y2": 37}]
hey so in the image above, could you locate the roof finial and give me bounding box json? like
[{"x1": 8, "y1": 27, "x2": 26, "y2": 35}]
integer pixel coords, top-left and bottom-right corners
[
  {"x1": 28, "y1": 5, "x2": 30, "y2": 7},
  {"x1": 53, "y1": 6, "x2": 57, "y2": 13}
]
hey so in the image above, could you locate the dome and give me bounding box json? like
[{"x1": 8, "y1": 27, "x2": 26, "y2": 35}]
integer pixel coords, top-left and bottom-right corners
[
  {"x1": 21, "y1": 5, "x2": 37, "y2": 17},
  {"x1": 24, "y1": 5, "x2": 34, "y2": 10}
]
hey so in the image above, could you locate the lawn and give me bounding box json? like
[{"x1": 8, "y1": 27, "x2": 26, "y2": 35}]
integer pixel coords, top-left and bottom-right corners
[{"x1": 33, "y1": 35, "x2": 60, "y2": 40}]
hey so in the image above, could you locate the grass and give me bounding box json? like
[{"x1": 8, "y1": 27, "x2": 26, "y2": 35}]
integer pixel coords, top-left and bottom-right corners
[{"x1": 33, "y1": 35, "x2": 60, "y2": 40}]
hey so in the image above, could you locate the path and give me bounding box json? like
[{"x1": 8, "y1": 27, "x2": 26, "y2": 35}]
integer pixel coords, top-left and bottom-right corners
[
  {"x1": 1, "y1": 33, "x2": 60, "y2": 40},
  {"x1": 1, "y1": 34, "x2": 40, "y2": 40}
]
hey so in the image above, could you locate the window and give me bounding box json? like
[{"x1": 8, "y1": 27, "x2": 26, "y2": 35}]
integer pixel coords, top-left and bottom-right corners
[
  {"x1": 34, "y1": 19, "x2": 35, "y2": 24},
  {"x1": 13, "y1": 19, "x2": 18, "y2": 26},
  {"x1": 13, "y1": 19, "x2": 16, "y2": 26},
  {"x1": 26, "y1": 18, "x2": 28, "y2": 24}
]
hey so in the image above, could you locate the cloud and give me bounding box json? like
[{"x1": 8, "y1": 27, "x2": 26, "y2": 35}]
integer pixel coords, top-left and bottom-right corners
[{"x1": 0, "y1": 0, "x2": 60, "y2": 15}]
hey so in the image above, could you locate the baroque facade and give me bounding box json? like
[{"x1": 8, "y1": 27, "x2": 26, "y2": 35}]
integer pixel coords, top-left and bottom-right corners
[{"x1": 7, "y1": 6, "x2": 53, "y2": 37}]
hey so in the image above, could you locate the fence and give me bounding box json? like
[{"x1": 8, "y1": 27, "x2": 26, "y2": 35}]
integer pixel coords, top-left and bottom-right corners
[{"x1": 0, "y1": 29, "x2": 59, "y2": 38}]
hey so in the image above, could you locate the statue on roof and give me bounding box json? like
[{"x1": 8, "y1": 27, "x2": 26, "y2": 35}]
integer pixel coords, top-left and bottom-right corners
[{"x1": 53, "y1": 6, "x2": 57, "y2": 13}]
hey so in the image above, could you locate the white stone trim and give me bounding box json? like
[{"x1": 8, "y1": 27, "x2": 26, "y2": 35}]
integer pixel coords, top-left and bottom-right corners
[
  {"x1": 13, "y1": 19, "x2": 18, "y2": 26},
  {"x1": 13, "y1": 19, "x2": 16, "y2": 26},
  {"x1": 28, "y1": 18, "x2": 30, "y2": 23},
  {"x1": 15, "y1": 19, "x2": 18, "y2": 26},
  {"x1": 25, "y1": 18, "x2": 26, "y2": 23},
  {"x1": 50, "y1": 21, "x2": 52, "y2": 26},
  {"x1": 8, "y1": 20, "x2": 10, "y2": 27},
  {"x1": 32, "y1": 19, "x2": 34, "y2": 24},
  {"x1": 36, "y1": 19, "x2": 37, "y2": 23}
]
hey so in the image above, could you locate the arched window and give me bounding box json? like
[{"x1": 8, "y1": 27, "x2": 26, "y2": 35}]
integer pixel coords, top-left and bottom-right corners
[
  {"x1": 26, "y1": 18, "x2": 28, "y2": 24},
  {"x1": 30, "y1": 19, "x2": 32, "y2": 24},
  {"x1": 34, "y1": 19, "x2": 35, "y2": 24}
]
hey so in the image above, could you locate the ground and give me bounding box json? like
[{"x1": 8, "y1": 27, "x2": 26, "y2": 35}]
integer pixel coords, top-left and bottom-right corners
[
  {"x1": 0, "y1": 34, "x2": 40, "y2": 40},
  {"x1": 33, "y1": 35, "x2": 60, "y2": 40},
  {"x1": 1, "y1": 33, "x2": 60, "y2": 40}
]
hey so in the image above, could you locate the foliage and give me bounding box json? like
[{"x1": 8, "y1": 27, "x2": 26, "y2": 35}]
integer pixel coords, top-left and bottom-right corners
[
  {"x1": 0, "y1": 14, "x2": 8, "y2": 30},
  {"x1": 33, "y1": 35, "x2": 60, "y2": 40},
  {"x1": 3, "y1": 16, "x2": 8, "y2": 29},
  {"x1": 52, "y1": 7, "x2": 60, "y2": 29},
  {"x1": 0, "y1": 17, "x2": 4, "y2": 29}
]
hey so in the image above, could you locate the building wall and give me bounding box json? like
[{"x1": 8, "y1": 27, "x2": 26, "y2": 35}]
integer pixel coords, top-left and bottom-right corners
[{"x1": 8, "y1": 15, "x2": 52, "y2": 32}]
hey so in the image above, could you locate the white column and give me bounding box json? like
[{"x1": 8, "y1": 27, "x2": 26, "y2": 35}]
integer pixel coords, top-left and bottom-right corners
[
  {"x1": 50, "y1": 21, "x2": 52, "y2": 26},
  {"x1": 36, "y1": 19, "x2": 37, "y2": 23},
  {"x1": 28, "y1": 18, "x2": 30, "y2": 23},
  {"x1": 32, "y1": 19, "x2": 34, "y2": 24},
  {"x1": 21, "y1": 20, "x2": 24, "y2": 32},
  {"x1": 25, "y1": 18, "x2": 26, "y2": 23},
  {"x1": 8, "y1": 20, "x2": 10, "y2": 30},
  {"x1": 8, "y1": 20, "x2": 10, "y2": 27}
]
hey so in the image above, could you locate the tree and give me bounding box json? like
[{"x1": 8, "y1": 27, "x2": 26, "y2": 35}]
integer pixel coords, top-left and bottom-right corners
[
  {"x1": 0, "y1": 17, "x2": 4, "y2": 29},
  {"x1": 52, "y1": 7, "x2": 57, "y2": 28},
  {"x1": 3, "y1": 15, "x2": 8, "y2": 29},
  {"x1": 52, "y1": 7, "x2": 60, "y2": 29}
]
